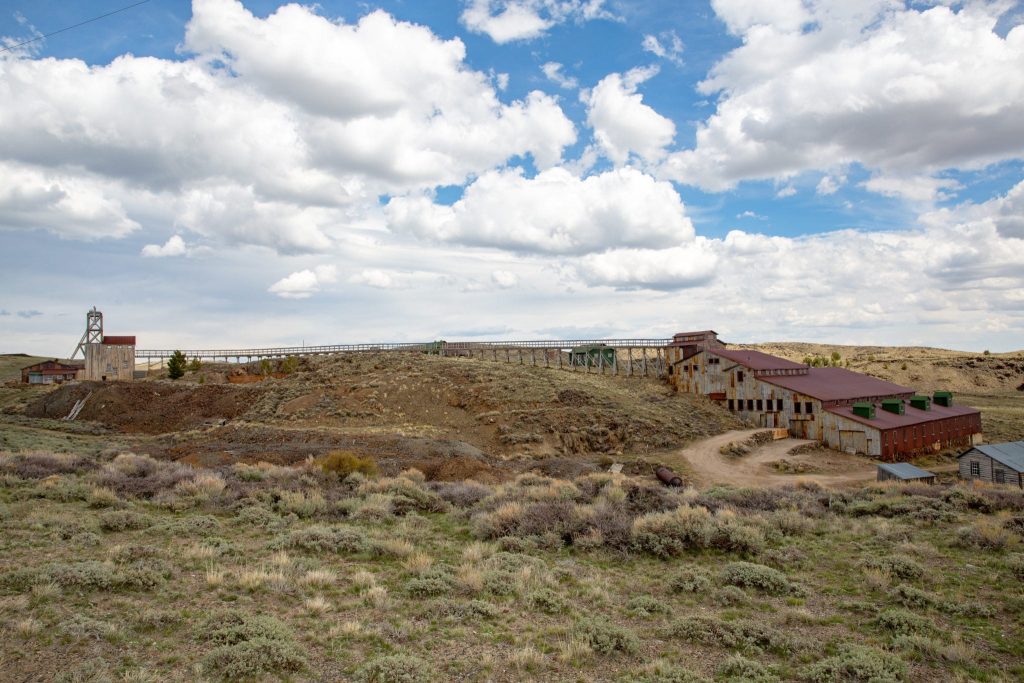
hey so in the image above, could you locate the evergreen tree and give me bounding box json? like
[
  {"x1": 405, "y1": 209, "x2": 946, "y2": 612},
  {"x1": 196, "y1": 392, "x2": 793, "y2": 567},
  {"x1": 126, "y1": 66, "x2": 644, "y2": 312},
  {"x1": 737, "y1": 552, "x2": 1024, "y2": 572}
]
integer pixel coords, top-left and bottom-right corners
[{"x1": 167, "y1": 350, "x2": 186, "y2": 380}]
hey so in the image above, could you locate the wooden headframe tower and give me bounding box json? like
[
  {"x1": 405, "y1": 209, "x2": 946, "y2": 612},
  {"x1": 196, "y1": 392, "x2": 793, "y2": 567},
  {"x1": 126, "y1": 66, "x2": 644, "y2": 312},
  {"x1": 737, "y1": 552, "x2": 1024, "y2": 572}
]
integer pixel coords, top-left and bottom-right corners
[{"x1": 72, "y1": 307, "x2": 103, "y2": 359}]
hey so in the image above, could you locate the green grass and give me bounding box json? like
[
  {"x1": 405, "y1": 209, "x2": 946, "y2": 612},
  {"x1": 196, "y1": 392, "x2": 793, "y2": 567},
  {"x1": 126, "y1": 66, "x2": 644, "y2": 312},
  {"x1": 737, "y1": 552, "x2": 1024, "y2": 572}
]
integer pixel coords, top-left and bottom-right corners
[{"x1": 0, "y1": 452, "x2": 1022, "y2": 682}]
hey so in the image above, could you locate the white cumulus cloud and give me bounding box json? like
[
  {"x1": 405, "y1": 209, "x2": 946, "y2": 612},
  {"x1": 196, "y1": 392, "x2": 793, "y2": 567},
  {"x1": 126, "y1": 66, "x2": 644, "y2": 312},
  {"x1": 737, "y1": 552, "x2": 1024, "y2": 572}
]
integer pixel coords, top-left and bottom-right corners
[
  {"x1": 584, "y1": 66, "x2": 675, "y2": 166},
  {"x1": 663, "y1": 2, "x2": 1024, "y2": 193},
  {"x1": 141, "y1": 235, "x2": 188, "y2": 258},
  {"x1": 386, "y1": 166, "x2": 694, "y2": 255},
  {"x1": 461, "y1": 0, "x2": 611, "y2": 43},
  {"x1": 268, "y1": 265, "x2": 338, "y2": 299}
]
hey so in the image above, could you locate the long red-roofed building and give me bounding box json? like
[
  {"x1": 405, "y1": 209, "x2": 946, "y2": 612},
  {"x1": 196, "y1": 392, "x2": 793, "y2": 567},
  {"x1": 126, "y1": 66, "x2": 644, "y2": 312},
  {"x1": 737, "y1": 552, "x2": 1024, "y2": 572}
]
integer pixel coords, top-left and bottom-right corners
[{"x1": 666, "y1": 331, "x2": 982, "y2": 461}]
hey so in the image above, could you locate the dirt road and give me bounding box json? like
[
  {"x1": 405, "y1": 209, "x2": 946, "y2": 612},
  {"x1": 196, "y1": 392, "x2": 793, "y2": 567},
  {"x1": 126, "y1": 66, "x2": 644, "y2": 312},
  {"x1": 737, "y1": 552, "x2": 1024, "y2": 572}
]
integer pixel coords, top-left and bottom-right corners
[{"x1": 665, "y1": 429, "x2": 877, "y2": 488}]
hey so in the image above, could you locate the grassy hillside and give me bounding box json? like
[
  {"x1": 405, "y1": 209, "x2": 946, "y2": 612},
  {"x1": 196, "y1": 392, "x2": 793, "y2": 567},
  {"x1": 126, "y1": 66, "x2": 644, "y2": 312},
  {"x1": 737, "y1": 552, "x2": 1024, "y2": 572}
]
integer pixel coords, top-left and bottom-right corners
[{"x1": 0, "y1": 451, "x2": 1021, "y2": 682}]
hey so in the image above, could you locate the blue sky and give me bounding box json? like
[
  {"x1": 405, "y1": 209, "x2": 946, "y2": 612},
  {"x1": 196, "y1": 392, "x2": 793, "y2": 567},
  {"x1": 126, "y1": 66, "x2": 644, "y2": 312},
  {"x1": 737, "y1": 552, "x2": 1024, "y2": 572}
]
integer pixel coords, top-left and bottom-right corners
[{"x1": 1, "y1": 0, "x2": 1023, "y2": 355}]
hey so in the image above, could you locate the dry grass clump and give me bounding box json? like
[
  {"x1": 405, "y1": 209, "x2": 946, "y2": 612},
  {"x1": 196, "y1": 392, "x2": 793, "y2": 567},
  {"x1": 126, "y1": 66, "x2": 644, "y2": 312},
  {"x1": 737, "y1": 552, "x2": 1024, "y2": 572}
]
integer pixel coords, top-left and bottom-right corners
[
  {"x1": 456, "y1": 564, "x2": 484, "y2": 593},
  {"x1": 956, "y1": 518, "x2": 1013, "y2": 551},
  {"x1": 303, "y1": 595, "x2": 331, "y2": 615},
  {"x1": 87, "y1": 486, "x2": 122, "y2": 508},
  {"x1": 509, "y1": 645, "x2": 544, "y2": 671},
  {"x1": 236, "y1": 566, "x2": 287, "y2": 591},
  {"x1": 300, "y1": 568, "x2": 336, "y2": 587},
  {"x1": 353, "y1": 493, "x2": 395, "y2": 521},
  {"x1": 351, "y1": 570, "x2": 377, "y2": 590},
  {"x1": 14, "y1": 617, "x2": 43, "y2": 638},
  {"x1": 362, "y1": 586, "x2": 389, "y2": 608},
  {"x1": 275, "y1": 490, "x2": 327, "y2": 518},
  {"x1": 93, "y1": 453, "x2": 194, "y2": 499},
  {"x1": 371, "y1": 537, "x2": 415, "y2": 559},
  {"x1": 174, "y1": 473, "x2": 226, "y2": 500}
]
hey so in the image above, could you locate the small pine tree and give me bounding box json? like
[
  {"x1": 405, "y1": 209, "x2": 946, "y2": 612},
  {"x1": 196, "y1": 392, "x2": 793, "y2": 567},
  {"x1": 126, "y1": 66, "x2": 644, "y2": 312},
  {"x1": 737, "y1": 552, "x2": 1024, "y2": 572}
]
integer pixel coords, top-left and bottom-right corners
[
  {"x1": 831, "y1": 351, "x2": 841, "y2": 362},
  {"x1": 167, "y1": 350, "x2": 186, "y2": 380},
  {"x1": 259, "y1": 359, "x2": 273, "y2": 376},
  {"x1": 187, "y1": 358, "x2": 202, "y2": 372}
]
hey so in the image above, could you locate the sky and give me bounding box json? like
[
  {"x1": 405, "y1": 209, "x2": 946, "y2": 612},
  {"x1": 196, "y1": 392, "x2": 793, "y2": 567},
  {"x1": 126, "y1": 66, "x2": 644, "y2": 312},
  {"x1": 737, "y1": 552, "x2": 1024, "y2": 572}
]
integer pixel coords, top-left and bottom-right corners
[{"x1": 1, "y1": 0, "x2": 1023, "y2": 356}]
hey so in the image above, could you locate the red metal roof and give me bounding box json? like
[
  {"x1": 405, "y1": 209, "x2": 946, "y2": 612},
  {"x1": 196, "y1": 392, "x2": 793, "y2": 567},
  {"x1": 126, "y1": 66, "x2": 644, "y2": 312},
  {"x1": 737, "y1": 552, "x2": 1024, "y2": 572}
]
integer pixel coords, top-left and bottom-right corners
[
  {"x1": 710, "y1": 348, "x2": 807, "y2": 371},
  {"x1": 102, "y1": 335, "x2": 136, "y2": 345},
  {"x1": 828, "y1": 402, "x2": 980, "y2": 430},
  {"x1": 760, "y1": 367, "x2": 914, "y2": 401}
]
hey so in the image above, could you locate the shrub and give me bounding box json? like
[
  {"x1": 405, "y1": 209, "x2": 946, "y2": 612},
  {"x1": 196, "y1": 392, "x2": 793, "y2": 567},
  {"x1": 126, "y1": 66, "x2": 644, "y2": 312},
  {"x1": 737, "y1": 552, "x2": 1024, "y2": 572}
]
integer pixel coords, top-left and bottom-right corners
[
  {"x1": 622, "y1": 661, "x2": 710, "y2": 683},
  {"x1": 430, "y1": 480, "x2": 492, "y2": 508},
  {"x1": 355, "y1": 654, "x2": 431, "y2": 683},
  {"x1": 527, "y1": 586, "x2": 565, "y2": 614},
  {"x1": 203, "y1": 639, "x2": 307, "y2": 680},
  {"x1": 627, "y1": 595, "x2": 669, "y2": 617},
  {"x1": 803, "y1": 644, "x2": 906, "y2": 682},
  {"x1": 716, "y1": 654, "x2": 781, "y2": 683},
  {"x1": 574, "y1": 617, "x2": 639, "y2": 655},
  {"x1": 3, "y1": 560, "x2": 164, "y2": 591},
  {"x1": 98, "y1": 510, "x2": 153, "y2": 532},
  {"x1": 404, "y1": 566, "x2": 455, "y2": 598},
  {"x1": 631, "y1": 506, "x2": 715, "y2": 558},
  {"x1": 866, "y1": 556, "x2": 924, "y2": 582},
  {"x1": 667, "y1": 616, "x2": 788, "y2": 653},
  {"x1": 1008, "y1": 553, "x2": 1024, "y2": 581},
  {"x1": 956, "y1": 519, "x2": 1011, "y2": 551},
  {"x1": 87, "y1": 486, "x2": 121, "y2": 508},
  {"x1": 889, "y1": 584, "x2": 938, "y2": 609},
  {"x1": 233, "y1": 505, "x2": 283, "y2": 528},
  {"x1": 0, "y1": 452, "x2": 96, "y2": 479},
  {"x1": 721, "y1": 562, "x2": 790, "y2": 595},
  {"x1": 669, "y1": 567, "x2": 712, "y2": 593},
  {"x1": 713, "y1": 586, "x2": 749, "y2": 607},
  {"x1": 319, "y1": 451, "x2": 378, "y2": 478},
  {"x1": 275, "y1": 525, "x2": 367, "y2": 554},
  {"x1": 155, "y1": 515, "x2": 222, "y2": 536},
  {"x1": 875, "y1": 609, "x2": 932, "y2": 636}
]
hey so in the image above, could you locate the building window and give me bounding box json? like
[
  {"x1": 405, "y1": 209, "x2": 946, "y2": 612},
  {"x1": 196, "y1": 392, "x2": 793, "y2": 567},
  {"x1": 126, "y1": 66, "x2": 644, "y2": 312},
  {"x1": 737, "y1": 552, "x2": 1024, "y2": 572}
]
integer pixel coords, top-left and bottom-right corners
[
  {"x1": 805, "y1": 402, "x2": 813, "y2": 414},
  {"x1": 756, "y1": 399, "x2": 763, "y2": 411},
  {"x1": 668, "y1": 365, "x2": 673, "y2": 375},
  {"x1": 776, "y1": 399, "x2": 783, "y2": 411},
  {"x1": 727, "y1": 399, "x2": 734, "y2": 411},
  {"x1": 737, "y1": 370, "x2": 744, "y2": 383},
  {"x1": 970, "y1": 461, "x2": 980, "y2": 478},
  {"x1": 794, "y1": 401, "x2": 801, "y2": 414},
  {"x1": 995, "y1": 469, "x2": 1006, "y2": 484}
]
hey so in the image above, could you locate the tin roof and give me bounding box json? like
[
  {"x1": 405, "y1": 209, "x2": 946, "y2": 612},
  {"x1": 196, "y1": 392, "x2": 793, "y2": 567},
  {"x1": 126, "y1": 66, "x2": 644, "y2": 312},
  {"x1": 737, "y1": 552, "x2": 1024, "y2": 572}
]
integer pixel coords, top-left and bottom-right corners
[
  {"x1": 827, "y1": 401, "x2": 980, "y2": 430},
  {"x1": 673, "y1": 330, "x2": 718, "y2": 337},
  {"x1": 878, "y1": 462, "x2": 935, "y2": 479},
  {"x1": 102, "y1": 335, "x2": 136, "y2": 345},
  {"x1": 709, "y1": 348, "x2": 807, "y2": 371},
  {"x1": 761, "y1": 367, "x2": 913, "y2": 401},
  {"x1": 960, "y1": 442, "x2": 1024, "y2": 473}
]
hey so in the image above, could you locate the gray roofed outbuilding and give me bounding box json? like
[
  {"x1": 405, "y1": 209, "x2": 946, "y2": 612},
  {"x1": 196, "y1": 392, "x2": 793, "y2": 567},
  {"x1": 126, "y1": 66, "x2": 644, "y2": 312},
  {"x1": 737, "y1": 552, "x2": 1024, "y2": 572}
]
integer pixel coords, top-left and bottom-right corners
[
  {"x1": 960, "y1": 442, "x2": 1024, "y2": 473},
  {"x1": 877, "y1": 462, "x2": 936, "y2": 482}
]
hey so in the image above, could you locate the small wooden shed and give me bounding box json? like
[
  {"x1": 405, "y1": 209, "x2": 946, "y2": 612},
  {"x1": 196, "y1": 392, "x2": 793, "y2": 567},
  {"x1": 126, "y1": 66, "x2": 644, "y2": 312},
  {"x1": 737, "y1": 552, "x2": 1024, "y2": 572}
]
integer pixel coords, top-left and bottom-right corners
[
  {"x1": 959, "y1": 442, "x2": 1024, "y2": 488},
  {"x1": 876, "y1": 462, "x2": 936, "y2": 484}
]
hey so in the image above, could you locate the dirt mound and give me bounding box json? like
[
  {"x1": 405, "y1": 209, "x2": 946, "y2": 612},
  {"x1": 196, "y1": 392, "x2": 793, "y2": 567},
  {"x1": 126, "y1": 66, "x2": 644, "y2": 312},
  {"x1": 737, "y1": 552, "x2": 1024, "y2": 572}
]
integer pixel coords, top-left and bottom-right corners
[{"x1": 25, "y1": 381, "x2": 257, "y2": 434}]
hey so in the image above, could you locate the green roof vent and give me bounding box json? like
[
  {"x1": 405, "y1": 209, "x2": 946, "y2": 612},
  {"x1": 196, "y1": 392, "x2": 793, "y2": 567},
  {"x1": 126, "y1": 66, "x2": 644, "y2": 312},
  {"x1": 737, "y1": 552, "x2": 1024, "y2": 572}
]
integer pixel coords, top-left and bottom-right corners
[
  {"x1": 909, "y1": 395, "x2": 931, "y2": 411},
  {"x1": 881, "y1": 398, "x2": 905, "y2": 415},
  {"x1": 933, "y1": 391, "x2": 953, "y2": 407},
  {"x1": 852, "y1": 402, "x2": 876, "y2": 419}
]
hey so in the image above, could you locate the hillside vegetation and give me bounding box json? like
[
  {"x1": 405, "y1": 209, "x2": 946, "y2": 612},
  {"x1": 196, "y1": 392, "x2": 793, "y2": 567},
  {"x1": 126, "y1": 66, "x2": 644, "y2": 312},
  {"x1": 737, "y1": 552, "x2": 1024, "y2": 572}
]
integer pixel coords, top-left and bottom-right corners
[{"x1": 0, "y1": 450, "x2": 1022, "y2": 682}]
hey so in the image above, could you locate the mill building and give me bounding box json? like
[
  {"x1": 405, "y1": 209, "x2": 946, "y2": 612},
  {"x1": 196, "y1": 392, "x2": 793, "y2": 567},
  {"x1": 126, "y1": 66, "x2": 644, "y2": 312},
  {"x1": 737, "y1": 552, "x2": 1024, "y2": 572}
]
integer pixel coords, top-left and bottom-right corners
[{"x1": 666, "y1": 330, "x2": 982, "y2": 461}]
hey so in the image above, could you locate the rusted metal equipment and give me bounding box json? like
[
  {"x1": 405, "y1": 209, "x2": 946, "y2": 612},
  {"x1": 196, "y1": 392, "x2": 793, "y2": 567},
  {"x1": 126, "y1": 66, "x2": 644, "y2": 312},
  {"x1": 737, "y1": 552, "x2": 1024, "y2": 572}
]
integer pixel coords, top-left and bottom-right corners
[{"x1": 655, "y1": 466, "x2": 682, "y2": 487}]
